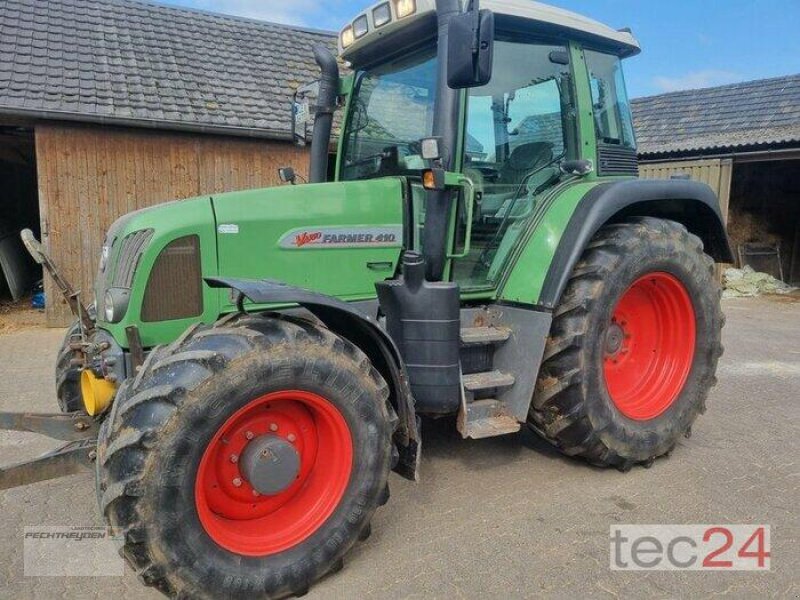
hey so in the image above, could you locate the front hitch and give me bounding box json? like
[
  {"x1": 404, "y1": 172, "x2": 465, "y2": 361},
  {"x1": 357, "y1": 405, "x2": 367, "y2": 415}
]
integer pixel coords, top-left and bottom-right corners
[
  {"x1": 21, "y1": 229, "x2": 94, "y2": 334},
  {"x1": 0, "y1": 411, "x2": 98, "y2": 490}
]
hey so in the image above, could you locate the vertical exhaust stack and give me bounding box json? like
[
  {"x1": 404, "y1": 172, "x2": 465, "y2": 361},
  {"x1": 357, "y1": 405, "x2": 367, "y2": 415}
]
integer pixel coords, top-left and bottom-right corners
[{"x1": 309, "y1": 45, "x2": 340, "y2": 184}]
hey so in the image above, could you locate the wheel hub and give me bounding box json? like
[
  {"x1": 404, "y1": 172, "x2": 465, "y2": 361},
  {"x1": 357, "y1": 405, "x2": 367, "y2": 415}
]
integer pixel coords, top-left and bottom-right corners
[
  {"x1": 604, "y1": 322, "x2": 625, "y2": 355},
  {"x1": 240, "y1": 435, "x2": 301, "y2": 495}
]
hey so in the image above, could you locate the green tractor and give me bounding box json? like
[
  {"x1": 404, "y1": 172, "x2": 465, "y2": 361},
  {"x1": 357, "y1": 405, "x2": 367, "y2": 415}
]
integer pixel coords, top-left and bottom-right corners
[{"x1": 3, "y1": 0, "x2": 731, "y2": 597}]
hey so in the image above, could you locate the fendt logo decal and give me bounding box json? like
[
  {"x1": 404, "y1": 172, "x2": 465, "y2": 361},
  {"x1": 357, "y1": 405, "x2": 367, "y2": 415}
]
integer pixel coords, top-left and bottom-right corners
[
  {"x1": 279, "y1": 226, "x2": 403, "y2": 249},
  {"x1": 294, "y1": 231, "x2": 323, "y2": 247}
]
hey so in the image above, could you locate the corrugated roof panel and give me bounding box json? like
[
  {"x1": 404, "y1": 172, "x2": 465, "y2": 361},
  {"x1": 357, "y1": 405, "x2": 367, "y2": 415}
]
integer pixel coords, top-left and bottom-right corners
[{"x1": 632, "y1": 74, "x2": 800, "y2": 155}]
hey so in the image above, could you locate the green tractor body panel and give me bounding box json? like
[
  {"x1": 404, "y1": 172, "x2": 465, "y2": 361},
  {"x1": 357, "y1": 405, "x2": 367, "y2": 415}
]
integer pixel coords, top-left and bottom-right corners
[
  {"x1": 97, "y1": 196, "x2": 220, "y2": 348},
  {"x1": 97, "y1": 179, "x2": 405, "y2": 348},
  {"x1": 498, "y1": 180, "x2": 599, "y2": 305},
  {"x1": 213, "y1": 179, "x2": 404, "y2": 302}
]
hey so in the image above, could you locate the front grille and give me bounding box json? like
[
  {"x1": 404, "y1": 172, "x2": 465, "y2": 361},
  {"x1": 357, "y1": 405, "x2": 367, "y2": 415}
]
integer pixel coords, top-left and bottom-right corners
[
  {"x1": 112, "y1": 229, "x2": 154, "y2": 288},
  {"x1": 597, "y1": 144, "x2": 639, "y2": 176},
  {"x1": 142, "y1": 235, "x2": 203, "y2": 322}
]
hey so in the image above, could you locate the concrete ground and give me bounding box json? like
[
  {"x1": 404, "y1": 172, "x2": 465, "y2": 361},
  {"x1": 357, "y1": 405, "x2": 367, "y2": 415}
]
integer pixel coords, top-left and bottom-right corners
[{"x1": 0, "y1": 296, "x2": 797, "y2": 599}]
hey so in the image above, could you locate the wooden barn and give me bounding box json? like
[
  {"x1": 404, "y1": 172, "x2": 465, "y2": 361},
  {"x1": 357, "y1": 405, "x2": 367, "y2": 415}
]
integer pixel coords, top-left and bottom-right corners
[
  {"x1": 0, "y1": 0, "x2": 334, "y2": 325},
  {"x1": 633, "y1": 75, "x2": 800, "y2": 284}
]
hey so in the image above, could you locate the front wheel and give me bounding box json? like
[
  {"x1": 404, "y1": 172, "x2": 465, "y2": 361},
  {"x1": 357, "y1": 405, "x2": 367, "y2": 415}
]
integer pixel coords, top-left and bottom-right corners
[
  {"x1": 528, "y1": 217, "x2": 724, "y2": 469},
  {"x1": 55, "y1": 305, "x2": 95, "y2": 413},
  {"x1": 97, "y1": 314, "x2": 394, "y2": 599}
]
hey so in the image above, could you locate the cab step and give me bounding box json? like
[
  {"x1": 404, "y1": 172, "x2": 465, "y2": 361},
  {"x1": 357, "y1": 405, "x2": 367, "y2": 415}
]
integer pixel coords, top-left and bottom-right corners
[
  {"x1": 462, "y1": 370, "x2": 515, "y2": 392},
  {"x1": 457, "y1": 399, "x2": 521, "y2": 439},
  {"x1": 460, "y1": 326, "x2": 512, "y2": 346}
]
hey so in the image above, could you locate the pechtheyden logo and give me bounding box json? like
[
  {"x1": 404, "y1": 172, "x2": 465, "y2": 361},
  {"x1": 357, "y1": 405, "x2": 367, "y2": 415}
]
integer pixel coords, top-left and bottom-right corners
[
  {"x1": 24, "y1": 526, "x2": 125, "y2": 576},
  {"x1": 279, "y1": 225, "x2": 403, "y2": 249}
]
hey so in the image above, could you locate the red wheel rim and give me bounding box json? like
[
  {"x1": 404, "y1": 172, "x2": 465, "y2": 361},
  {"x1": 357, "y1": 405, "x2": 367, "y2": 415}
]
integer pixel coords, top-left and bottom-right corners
[
  {"x1": 603, "y1": 272, "x2": 696, "y2": 421},
  {"x1": 195, "y1": 390, "x2": 353, "y2": 556}
]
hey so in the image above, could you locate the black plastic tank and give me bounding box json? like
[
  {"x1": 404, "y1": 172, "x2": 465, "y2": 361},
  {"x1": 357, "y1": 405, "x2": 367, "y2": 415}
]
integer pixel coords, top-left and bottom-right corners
[{"x1": 376, "y1": 251, "x2": 461, "y2": 414}]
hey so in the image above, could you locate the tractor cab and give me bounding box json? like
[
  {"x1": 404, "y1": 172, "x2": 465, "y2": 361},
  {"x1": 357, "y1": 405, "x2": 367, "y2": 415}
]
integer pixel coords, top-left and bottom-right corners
[{"x1": 324, "y1": 0, "x2": 641, "y2": 291}]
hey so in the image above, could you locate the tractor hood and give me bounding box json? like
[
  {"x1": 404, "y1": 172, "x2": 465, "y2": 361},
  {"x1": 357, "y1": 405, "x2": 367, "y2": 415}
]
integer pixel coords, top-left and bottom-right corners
[
  {"x1": 94, "y1": 178, "x2": 405, "y2": 348},
  {"x1": 211, "y1": 178, "x2": 406, "y2": 307}
]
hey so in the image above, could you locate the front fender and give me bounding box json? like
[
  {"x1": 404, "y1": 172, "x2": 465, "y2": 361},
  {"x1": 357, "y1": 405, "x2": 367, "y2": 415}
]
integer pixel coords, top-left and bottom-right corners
[{"x1": 205, "y1": 277, "x2": 420, "y2": 481}]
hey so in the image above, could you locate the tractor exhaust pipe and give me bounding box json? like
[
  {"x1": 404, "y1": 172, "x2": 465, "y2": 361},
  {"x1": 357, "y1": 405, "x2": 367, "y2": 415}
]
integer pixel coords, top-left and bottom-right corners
[{"x1": 309, "y1": 45, "x2": 340, "y2": 184}]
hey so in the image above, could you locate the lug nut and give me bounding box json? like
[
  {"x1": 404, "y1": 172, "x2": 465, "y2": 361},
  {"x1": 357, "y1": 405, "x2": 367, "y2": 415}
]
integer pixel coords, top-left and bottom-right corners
[
  {"x1": 252, "y1": 490, "x2": 260, "y2": 497},
  {"x1": 245, "y1": 431, "x2": 254, "y2": 440},
  {"x1": 287, "y1": 433, "x2": 296, "y2": 443},
  {"x1": 232, "y1": 478, "x2": 242, "y2": 487},
  {"x1": 269, "y1": 423, "x2": 278, "y2": 432},
  {"x1": 229, "y1": 454, "x2": 238, "y2": 464}
]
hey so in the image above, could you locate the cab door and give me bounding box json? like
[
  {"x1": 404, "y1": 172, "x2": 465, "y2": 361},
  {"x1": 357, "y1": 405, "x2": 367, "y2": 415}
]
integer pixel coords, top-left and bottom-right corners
[{"x1": 451, "y1": 39, "x2": 577, "y2": 290}]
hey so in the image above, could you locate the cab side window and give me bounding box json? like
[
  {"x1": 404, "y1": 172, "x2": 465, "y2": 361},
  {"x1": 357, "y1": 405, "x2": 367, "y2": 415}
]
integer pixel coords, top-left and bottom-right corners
[{"x1": 584, "y1": 50, "x2": 637, "y2": 174}]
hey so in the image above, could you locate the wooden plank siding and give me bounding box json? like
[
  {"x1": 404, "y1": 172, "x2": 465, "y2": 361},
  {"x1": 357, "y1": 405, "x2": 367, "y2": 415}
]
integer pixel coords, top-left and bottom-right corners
[
  {"x1": 639, "y1": 158, "x2": 734, "y2": 223},
  {"x1": 35, "y1": 122, "x2": 309, "y2": 326},
  {"x1": 639, "y1": 158, "x2": 735, "y2": 279}
]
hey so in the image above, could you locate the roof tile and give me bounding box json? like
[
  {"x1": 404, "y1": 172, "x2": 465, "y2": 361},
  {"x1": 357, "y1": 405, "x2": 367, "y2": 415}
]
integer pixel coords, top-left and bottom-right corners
[
  {"x1": 0, "y1": 0, "x2": 336, "y2": 137},
  {"x1": 633, "y1": 74, "x2": 800, "y2": 155}
]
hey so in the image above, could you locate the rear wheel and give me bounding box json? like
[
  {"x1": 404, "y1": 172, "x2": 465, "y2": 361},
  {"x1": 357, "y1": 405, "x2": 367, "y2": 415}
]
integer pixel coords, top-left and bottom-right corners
[
  {"x1": 528, "y1": 217, "x2": 723, "y2": 469},
  {"x1": 97, "y1": 314, "x2": 394, "y2": 599}
]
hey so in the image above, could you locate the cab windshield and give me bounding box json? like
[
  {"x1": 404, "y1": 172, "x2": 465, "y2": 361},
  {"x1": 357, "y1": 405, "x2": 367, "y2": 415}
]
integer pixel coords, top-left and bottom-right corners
[{"x1": 340, "y1": 48, "x2": 437, "y2": 181}]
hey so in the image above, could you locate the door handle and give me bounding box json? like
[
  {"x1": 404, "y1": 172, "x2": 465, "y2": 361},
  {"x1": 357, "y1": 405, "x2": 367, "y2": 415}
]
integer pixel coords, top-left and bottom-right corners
[{"x1": 367, "y1": 261, "x2": 394, "y2": 271}]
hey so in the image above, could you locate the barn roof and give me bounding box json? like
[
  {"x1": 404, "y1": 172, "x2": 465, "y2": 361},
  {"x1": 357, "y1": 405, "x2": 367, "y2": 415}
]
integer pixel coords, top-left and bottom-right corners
[
  {"x1": 0, "y1": 0, "x2": 336, "y2": 139},
  {"x1": 632, "y1": 74, "x2": 800, "y2": 157}
]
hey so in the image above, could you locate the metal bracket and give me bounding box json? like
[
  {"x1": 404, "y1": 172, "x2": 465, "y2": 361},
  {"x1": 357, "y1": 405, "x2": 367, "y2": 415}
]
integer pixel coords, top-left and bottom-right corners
[
  {"x1": 0, "y1": 411, "x2": 99, "y2": 441},
  {"x1": 0, "y1": 439, "x2": 96, "y2": 490},
  {"x1": 20, "y1": 229, "x2": 95, "y2": 333},
  {"x1": 0, "y1": 412, "x2": 99, "y2": 489}
]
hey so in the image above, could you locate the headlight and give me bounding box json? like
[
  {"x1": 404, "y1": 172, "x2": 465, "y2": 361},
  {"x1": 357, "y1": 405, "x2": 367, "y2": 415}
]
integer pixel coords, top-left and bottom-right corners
[
  {"x1": 104, "y1": 291, "x2": 115, "y2": 322},
  {"x1": 373, "y1": 2, "x2": 391, "y2": 27},
  {"x1": 394, "y1": 0, "x2": 416, "y2": 19},
  {"x1": 353, "y1": 14, "x2": 369, "y2": 38},
  {"x1": 103, "y1": 288, "x2": 131, "y2": 323},
  {"x1": 341, "y1": 26, "x2": 355, "y2": 48}
]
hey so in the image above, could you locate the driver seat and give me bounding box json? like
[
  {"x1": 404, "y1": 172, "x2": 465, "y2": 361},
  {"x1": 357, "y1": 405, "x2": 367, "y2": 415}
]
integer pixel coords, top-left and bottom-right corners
[{"x1": 497, "y1": 142, "x2": 554, "y2": 190}]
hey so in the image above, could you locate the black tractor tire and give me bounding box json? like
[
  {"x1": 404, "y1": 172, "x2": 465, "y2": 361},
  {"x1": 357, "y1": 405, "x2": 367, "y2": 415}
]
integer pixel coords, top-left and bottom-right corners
[
  {"x1": 55, "y1": 306, "x2": 95, "y2": 413},
  {"x1": 528, "y1": 217, "x2": 724, "y2": 470},
  {"x1": 97, "y1": 313, "x2": 395, "y2": 599}
]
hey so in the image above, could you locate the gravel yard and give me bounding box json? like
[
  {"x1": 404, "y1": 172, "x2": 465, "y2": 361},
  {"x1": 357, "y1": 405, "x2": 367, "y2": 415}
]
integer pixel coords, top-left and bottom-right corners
[{"x1": 0, "y1": 295, "x2": 798, "y2": 599}]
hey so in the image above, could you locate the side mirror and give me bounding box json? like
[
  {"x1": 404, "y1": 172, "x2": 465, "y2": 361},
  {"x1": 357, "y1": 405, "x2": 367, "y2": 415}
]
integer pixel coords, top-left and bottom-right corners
[
  {"x1": 560, "y1": 159, "x2": 594, "y2": 177},
  {"x1": 291, "y1": 96, "x2": 309, "y2": 146},
  {"x1": 291, "y1": 80, "x2": 319, "y2": 147},
  {"x1": 278, "y1": 167, "x2": 297, "y2": 184},
  {"x1": 447, "y1": 3, "x2": 494, "y2": 89}
]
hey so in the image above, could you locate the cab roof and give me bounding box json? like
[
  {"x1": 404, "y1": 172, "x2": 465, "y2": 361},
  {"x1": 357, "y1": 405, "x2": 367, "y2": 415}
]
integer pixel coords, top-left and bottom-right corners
[{"x1": 339, "y1": 0, "x2": 640, "y2": 63}]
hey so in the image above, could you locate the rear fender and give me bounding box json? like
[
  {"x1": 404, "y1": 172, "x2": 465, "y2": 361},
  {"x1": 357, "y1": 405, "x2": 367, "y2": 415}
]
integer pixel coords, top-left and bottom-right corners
[
  {"x1": 205, "y1": 277, "x2": 420, "y2": 481},
  {"x1": 537, "y1": 179, "x2": 734, "y2": 309}
]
